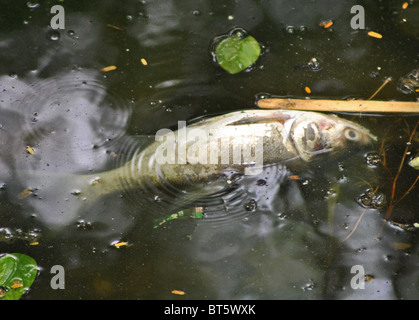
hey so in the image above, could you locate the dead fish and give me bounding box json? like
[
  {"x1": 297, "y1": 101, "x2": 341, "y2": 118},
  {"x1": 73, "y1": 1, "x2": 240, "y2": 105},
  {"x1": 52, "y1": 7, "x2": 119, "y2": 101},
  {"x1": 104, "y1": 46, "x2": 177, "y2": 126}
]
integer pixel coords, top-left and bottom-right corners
[
  {"x1": 14, "y1": 109, "x2": 376, "y2": 227},
  {"x1": 79, "y1": 109, "x2": 376, "y2": 201}
]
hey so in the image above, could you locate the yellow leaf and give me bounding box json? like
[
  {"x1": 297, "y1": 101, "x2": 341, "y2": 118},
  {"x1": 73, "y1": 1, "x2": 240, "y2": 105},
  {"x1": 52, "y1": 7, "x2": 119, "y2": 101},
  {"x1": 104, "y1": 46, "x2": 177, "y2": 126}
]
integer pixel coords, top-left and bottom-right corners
[{"x1": 26, "y1": 146, "x2": 35, "y2": 154}]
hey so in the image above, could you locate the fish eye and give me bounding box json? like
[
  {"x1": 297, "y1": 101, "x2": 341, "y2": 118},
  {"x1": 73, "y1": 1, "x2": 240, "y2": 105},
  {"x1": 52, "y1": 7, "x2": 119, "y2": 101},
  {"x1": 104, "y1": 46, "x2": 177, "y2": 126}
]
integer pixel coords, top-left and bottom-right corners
[{"x1": 344, "y1": 128, "x2": 360, "y2": 141}]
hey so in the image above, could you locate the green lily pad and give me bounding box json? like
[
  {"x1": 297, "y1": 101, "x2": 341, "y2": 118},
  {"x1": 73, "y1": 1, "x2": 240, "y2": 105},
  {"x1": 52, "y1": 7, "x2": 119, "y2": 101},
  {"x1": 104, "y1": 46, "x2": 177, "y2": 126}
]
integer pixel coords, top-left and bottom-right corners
[
  {"x1": 215, "y1": 34, "x2": 261, "y2": 74},
  {"x1": 0, "y1": 253, "x2": 38, "y2": 300}
]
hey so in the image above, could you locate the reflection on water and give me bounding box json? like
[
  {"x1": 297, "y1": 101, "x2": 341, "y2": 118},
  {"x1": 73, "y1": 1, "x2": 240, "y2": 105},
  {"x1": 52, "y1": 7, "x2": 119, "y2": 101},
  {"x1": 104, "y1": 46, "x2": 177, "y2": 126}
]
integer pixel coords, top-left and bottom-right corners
[
  {"x1": 0, "y1": 0, "x2": 418, "y2": 300},
  {"x1": 0, "y1": 70, "x2": 131, "y2": 227}
]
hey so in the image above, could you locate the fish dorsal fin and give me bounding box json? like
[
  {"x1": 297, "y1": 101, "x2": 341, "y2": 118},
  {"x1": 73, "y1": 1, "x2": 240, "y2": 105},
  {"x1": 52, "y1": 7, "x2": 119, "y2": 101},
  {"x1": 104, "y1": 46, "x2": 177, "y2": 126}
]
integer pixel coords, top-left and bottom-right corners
[{"x1": 227, "y1": 113, "x2": 291, "y2": 126}]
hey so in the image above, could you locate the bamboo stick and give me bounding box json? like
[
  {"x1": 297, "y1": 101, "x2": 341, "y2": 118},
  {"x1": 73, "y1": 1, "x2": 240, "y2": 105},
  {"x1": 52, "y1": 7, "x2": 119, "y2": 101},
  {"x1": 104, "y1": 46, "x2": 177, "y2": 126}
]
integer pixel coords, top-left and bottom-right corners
[{"x1": 257, "y1": 98, "x2": 419, "y2": 113}]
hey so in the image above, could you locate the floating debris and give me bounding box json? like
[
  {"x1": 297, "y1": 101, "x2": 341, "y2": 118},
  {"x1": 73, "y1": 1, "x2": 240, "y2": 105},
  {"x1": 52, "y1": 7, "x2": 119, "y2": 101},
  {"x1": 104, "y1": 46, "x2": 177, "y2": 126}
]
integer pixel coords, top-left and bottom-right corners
[
  {"x1": 293, "y1": 58, "x2": 321, "y2": 72},
  {"x1": 319, "y1": 19, "x2": 333, "y2": 29},
  {"x1": 113, "y1": 241, "x2": 128, "y2": 248},
  {"x1": 71, "y1": 190, "x2": 82, "y2": 196},
  {"x1": 364, "y1": 274, "x2": 374, "y2": 282},
  {"x1": 368, "y1": 77, "x2": 392, "y2": 100},
  {"x1": 357, "y1": 188, "x2": 386, "y2": 209},
  {"x1": 110, "y1": 240, "x2": 131, "y2": 248},
  {"x1": 368, "y1": 31, "x2": 383, "y2": 39},
  {"x1": 26, "y1": 146, "x2": 35, "y2": 155},
  {"x1": 154, "y1": 207, "x2": 203, "y2": 229},
  {"x1": 107, "y1": 24, "x2": 124, "y2": 31},
  {"x1": 365, "y1": 152, "x2": 381, "y2": 167},
  {"x1": 76, "y1": 219, "x2": 93, "y2": 230},
  {"x1": 195, "y1": 206, "x2": 203, "y2": 219},
  {"x1": 0, "y1": 227, "x2": 41, "y2": 244},
  {"x1": 392, "y1": 242, "x2": 412, "y2": 250},
  {"x1": 244, "y1": 199, "x2": 257, "y2": 212},
  {"x1": 18, "y1": 188, "x2": 33, "y2": 200},
  {"x1": 398, "y1": 69, "x2": 419, "y2": 94},
  {"x1": 10, "y1": 280, "x2": 23, "y2": 290},
  {"x1": 90, "y1": 177, "x2": 103, "y2": 185},
  {"x1": 389, "y1": 221, "x2": 416, "y2": 231},
  {"x1": 307, "y1": 58, "x2": 321, "y2": 71},
  {"x1": 171, "y1": 290, "x2": 186, "y2": 295},
  {"x1": 100, "y1": 65, "x2": 117, "y2": 72}
]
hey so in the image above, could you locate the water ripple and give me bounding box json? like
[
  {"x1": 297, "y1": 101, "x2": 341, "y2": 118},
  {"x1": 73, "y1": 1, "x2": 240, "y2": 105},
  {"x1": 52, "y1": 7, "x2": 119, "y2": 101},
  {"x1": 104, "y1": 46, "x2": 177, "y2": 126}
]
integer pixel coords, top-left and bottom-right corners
[{"x1": 7, "y1": 70, "x2": 132, "y2": 172}]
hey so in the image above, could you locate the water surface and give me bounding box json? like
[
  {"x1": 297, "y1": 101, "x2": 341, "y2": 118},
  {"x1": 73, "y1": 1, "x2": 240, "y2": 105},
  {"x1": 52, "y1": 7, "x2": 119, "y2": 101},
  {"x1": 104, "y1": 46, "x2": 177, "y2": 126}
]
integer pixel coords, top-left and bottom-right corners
[{"x1": 0, "y1": 0, "x2": 418, "y2": 299}]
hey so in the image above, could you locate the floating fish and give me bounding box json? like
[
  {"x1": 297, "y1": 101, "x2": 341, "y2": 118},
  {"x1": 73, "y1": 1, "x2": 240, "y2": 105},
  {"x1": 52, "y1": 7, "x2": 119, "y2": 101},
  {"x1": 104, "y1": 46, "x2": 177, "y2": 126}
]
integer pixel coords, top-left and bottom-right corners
[
  {"x1": 80, "y1": 109, "x2": 376, "y2": 201},
  {"x1": 14, "y1": 109, "x2": 376, "y2": 227}
]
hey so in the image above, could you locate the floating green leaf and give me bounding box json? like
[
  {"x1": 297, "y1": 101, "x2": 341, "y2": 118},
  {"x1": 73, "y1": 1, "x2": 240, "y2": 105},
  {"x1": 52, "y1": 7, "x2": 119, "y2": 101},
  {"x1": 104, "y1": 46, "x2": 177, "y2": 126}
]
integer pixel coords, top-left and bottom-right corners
[
  {"x1": 215, "y1": 34, "x2": 261, "y2": 74},
  {"x1": 0, "y1": 253, "x2": 38, "y2": 300}
]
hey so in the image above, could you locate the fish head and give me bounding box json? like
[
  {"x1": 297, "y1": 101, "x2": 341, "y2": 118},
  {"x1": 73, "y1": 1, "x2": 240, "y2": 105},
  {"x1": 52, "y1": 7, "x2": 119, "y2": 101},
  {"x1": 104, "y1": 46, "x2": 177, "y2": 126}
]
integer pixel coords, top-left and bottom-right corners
[{"x1": 290, "y1": 112, "x2": 376, "y2": 162}]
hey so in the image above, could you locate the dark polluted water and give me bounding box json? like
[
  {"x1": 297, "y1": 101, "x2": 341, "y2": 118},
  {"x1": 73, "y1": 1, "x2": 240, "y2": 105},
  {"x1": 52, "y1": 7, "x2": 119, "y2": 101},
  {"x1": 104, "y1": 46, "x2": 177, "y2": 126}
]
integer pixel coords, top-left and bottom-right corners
[{"x1": 0, "y1": 0, "x2": 418, "y2": 300}]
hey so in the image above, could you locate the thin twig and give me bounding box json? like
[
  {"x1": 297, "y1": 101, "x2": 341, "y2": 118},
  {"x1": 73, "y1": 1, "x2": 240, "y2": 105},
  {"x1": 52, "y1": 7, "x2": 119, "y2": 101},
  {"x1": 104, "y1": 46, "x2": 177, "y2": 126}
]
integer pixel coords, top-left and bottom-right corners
[
  {"x1": 379, "y1": 139, "x2": 393, "y2": 178},
  {"x1": 395, "y1": 175, "x2": 419, "y2": 205},
  {"x1": 368, "y1": 77, "x2": 392, "y2": 100},
  {"x1": 340, "y1": 209, "x2": 367, "y2": 244},
  {"x1": 385, "y1": 120, "x2": 419, "y2": 220}
]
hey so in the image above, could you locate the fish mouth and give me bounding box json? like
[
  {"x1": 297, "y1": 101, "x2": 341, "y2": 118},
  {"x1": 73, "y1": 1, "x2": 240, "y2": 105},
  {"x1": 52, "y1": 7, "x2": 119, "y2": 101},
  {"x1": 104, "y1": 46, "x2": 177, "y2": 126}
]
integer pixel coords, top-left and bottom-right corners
[{"x1": 283, "y1": 147, "x2": 334, "y2": 164}]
